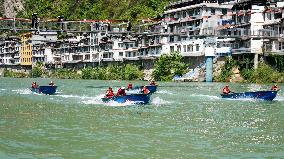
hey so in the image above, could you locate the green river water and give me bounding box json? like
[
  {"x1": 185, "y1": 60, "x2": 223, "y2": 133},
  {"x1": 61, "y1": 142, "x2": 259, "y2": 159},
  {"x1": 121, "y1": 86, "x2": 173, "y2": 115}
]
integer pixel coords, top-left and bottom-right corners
[{"x1": 0, "y1": 77, "x2": 284, "y2": 158}]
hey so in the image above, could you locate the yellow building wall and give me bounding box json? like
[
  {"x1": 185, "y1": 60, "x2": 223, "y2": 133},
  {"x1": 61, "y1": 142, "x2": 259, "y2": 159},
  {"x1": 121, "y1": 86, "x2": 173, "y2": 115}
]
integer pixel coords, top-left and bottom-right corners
[{"x1": 20, "y1": 33, "x2": 33, "y2": 66}]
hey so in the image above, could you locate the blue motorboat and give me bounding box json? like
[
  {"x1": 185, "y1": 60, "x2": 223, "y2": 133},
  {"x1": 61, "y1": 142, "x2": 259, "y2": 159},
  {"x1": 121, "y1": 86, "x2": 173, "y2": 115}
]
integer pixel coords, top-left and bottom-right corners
[
  {"x1": 221, "y1": 90, "x2": 278, "y2": 101},
  {"x1": 133, "y1": 85, "x2": 157, "y2": 93},
  {"x1": 102, "y1": 94, "x2": 151, "y2": 104},
  {"x1": 31, "y1": 86, "x2": 57, "y2": 95}
]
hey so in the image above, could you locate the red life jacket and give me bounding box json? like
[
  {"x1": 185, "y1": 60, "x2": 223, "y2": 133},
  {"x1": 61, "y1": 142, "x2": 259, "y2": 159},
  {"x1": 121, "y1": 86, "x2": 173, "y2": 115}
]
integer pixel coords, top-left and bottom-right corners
[
  {"x1": 106, "y1": 89, "x2": 114, "y2": 98},
  {"x1": 223, "y1": 87, "x2": 230, "y2": 94},
  {"x1": 143, "y1": 88, "x2": 150, "y2": 94},
  {"x1": 117, "y1": 88, "x2": 126, "y2": 96}
]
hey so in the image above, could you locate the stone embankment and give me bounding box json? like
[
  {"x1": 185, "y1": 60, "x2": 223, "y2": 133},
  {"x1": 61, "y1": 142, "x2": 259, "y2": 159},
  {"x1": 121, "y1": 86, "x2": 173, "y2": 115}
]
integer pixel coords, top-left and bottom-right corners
[
  {"x1": 143, "y1": 69, "x2": 153, "y2": 81},
  {"x1": 230, "y1": 67, "x2": 244, "y2": 82}
]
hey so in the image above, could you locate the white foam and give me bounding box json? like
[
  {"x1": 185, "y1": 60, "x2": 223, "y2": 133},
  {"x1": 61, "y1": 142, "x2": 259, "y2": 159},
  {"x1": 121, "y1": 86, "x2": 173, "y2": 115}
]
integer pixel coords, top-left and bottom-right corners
[
  {"x1": 81, "y1": 94, "x2": 146, "y2": 106},
  {"x1": 190, "y1": 94, "x2": 220, "y2": 100},
  {"x1": 223, "y1": 98, "x2": 258, "y2": 102},
  {"x1": 274, "y1": 96, "x2": 284, "y2": 101},
  {"x1": 81, "y1": 95, "x2": 138, "y2": 107},
  {"x1": 12, "y1": 88, "x2": 32, "y2": 95},
  {"x1": 0, "y1": 88, "x2": 6, "y2": 91},
  {"x1": 151, "y1": 97, "x2": 171, "y2": 106},
  {"x1": 157, "y1": 90, "x2": 173, "y2": 95},
  {"x1": 55, "y1": 91, "x2": 63, "y2": 94},
  {"x1": 55, "y1": 94, "x2": 93, "y2": 100}
]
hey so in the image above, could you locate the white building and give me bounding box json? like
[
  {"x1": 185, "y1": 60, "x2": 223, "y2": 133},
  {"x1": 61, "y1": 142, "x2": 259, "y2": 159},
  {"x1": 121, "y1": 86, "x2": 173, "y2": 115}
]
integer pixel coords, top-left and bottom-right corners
[{"x1": 0, "y1": 37, "x2": 21, "y2": 65}]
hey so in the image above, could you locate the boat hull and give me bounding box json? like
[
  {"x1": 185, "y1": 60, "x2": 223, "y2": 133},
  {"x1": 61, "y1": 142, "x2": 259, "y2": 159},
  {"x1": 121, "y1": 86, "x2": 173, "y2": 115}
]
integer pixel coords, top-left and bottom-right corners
[
  {"x1": 221, "y1": 91, "x2": 277, "y2": 101},
  {"x1": 102, "y1": 94, "x2": 151, "y2": 104},
  {"x1": 31, "y1": 86, "x2": 57, "y2": 95}
]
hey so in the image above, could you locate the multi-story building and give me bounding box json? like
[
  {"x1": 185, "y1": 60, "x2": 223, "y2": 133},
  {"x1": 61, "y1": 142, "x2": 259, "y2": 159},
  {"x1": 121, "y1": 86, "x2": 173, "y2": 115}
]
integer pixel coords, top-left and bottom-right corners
[
  {"x1": 20, "y1": 31, "x2": 58, "y2": 67},
  {"x1": 32, "y1": 31, "x2": 58, "y2": 65},
  {"x1": 20, "y1": 33, "x2": 33, "y2": 66},
  {"x1": 0, "y1": 36, "x2": 21, "y2": 65},
  {"x1": 262, "y1": 1, "x2": 284, "y2": 54},
  {"x1": 2, "y1": 0, "x2": 284, "y2": 70}
]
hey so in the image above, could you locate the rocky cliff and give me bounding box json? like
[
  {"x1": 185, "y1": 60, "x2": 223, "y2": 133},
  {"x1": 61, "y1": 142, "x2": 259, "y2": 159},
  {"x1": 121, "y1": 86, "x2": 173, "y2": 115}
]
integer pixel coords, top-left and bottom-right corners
[
  {"x1": 1, "y1": 0, "x2": 24, "y2": 17},
  {"x1": 1, "y1": 0, "x2": 171, "y2": 20}
]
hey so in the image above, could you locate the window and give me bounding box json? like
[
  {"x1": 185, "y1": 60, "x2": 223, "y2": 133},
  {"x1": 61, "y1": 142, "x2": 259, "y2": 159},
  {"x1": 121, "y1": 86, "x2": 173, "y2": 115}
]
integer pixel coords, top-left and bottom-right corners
[
  {"x1": 85, "y1": 55, "x2": 90, "y2": 60},
  {"x1": 279, "y1": 42, "x2": 284, "y2": 51},
  {"x1": 118, "y1": 43, "x2": 123, "y2": 48},
  {"x1": 267, "y1": 13, "x2": 271, "y2": 20},
  {"x1": 196, "y1": 44, "x2": 200, "y2": 51},
  {"x1": 170, "y1": 36, "x2": 174, "y2": 42},
  {"x1": 170, "y1": 46, "x2": 174, "y2": 52},
  {"x1": 103, "y1": 54, "x2": 108, "y2": 58},
  {"x1": 183, "y1": 45, "x2": 187, "y2": 52},
  {"x1": 119, "y1": 52, "x2": 123, "y2": 56},
  {"x1": 211, "y1": 9, "x2": 215, "y2": 15},
  {"x1": 183, "y1": 11, "x2": 186, "y2": 18},
  {"x1": 222, "y1": 9, "x2": 227, "y2": 15},
  {"x1": 187, "y1": 45, "x2": 193, "y2": 52}
]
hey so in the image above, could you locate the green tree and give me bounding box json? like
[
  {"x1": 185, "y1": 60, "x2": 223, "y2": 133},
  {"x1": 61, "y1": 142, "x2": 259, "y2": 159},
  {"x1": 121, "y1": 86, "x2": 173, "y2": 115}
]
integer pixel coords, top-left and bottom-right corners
[
  {"x1": 81, "y1": 67, "x2": 93, "y2": 79},
  {"x1": 215, "y1": 57, "x2": 238, "y2": 82},
  {"x1": 31, "y1": 62, "x2": 44, "y2": 78},
  {"x1": 153, "y1": 52, "x2": 189, "y2": 81},
  {"x1": 123, "y1": 64, "x2": 144, "y2": 80}
]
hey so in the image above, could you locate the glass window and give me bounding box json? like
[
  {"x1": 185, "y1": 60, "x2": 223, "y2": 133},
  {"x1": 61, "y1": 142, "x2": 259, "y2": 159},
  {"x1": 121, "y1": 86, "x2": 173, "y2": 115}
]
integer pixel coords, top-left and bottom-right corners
[
  {"x1": 183, "y1": 45, "x2": 187, "y2": 52},
  {"x1": 196, "y1": 44, "x2": 200, "y2": 51},
  {"x1": 187, "y1": 45, "x2": 193, "y2": 52},
  {"x1": 170, "y1": 46, "x2": 174, "y2": 52},
  {"x1": 222, "y1": 9, "x2": 227, "y2": 15},
  {"x1": 211, "y1": 9, "x2": 215, "y2": 15}
]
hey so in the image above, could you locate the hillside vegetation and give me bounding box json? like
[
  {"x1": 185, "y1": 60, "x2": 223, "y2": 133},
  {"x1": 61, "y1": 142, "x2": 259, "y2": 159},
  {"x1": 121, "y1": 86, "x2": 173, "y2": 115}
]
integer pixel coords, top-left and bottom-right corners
[{"x1": 16, "y1": 0, "x2": 172, "y2": 21}]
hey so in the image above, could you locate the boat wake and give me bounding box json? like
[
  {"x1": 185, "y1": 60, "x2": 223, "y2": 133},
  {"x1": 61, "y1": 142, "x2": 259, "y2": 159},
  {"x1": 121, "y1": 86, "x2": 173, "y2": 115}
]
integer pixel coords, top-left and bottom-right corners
[
  {"x1": 156, "y1": 90, "x2": 173, "y2": 95},
  {"x1": 274, "y1": 96, "x2": 284, "y2": 101},
  {"x1": 189, "y1": 94, "x2": 220, "y2": 100},
  {"x1": 223, "y1": 98, "x2": 258, "y2": 102},
  {"x1": 81, "y1": 94, "x2": 138, "y2": 106},
  {"x1": 55, "y1": 94, "x2": 93, "y2": 100},
  {"x1": 12, "y1": 88, "x2": 33, "y2": 95},
  {"x1": 151, "y1": 97, "x2": 171, "y2": 106}
]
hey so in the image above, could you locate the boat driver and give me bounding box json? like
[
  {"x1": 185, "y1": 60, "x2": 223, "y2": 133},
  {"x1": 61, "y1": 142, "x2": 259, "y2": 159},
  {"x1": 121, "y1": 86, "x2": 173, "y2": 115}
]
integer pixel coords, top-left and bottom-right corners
[
  {"x1": 223, "y1": 85, "x2": 231, "y2": 94},
  {"x1": 271, "y1": 84, "x2": 280, "y2": 91}
]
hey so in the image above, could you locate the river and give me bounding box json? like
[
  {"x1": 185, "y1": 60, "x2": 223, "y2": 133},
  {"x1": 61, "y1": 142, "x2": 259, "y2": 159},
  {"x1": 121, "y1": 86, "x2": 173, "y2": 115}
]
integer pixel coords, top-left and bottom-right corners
[{"x1": 0, "y1": 77, "x2": 284, "y2": 158}]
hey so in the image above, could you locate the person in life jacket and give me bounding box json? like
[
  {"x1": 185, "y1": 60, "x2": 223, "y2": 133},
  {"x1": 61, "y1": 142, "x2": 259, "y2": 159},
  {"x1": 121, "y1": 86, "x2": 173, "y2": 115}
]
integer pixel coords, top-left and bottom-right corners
[
  {"x1": 32, "y1": 82, "x2": 38, "y2": 89},
  {"x1": 49, "y1": 81, "x2": 55, "y2": 86},
  {"x1": 117, "y1": 87, "x2": 126, "y2": 96},
  {"x1": 127, "y1": 83, "x2": 133, "y2": 90},
  {"x1": 105, "y1": 87, "x2": 114, "y2": 98},
  {"x1": 223, "y1": 85, "x2": 231, "y2": 94},
  {"x1": 150, "y1": 80, "x2": 157, "y2": 86},
  {"x1": 271, "y1": 84, "x2": 280, "y2": 91},
  {"x1": 142, "y1": 86, "x2": 150, "y2": 94}
]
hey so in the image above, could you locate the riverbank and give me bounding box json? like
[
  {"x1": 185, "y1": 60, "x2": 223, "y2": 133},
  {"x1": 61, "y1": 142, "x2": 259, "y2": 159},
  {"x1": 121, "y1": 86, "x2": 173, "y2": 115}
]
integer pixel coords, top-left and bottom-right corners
[
  {"x1": 2, "y1": 53, "x2": 284, "y2": 84},
  {"x1": 214, "y1": 57, "x2": 284, "y2": 84},
  {"x1": 2, "y1": 63, "x2": 146, "y2": 81}
]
